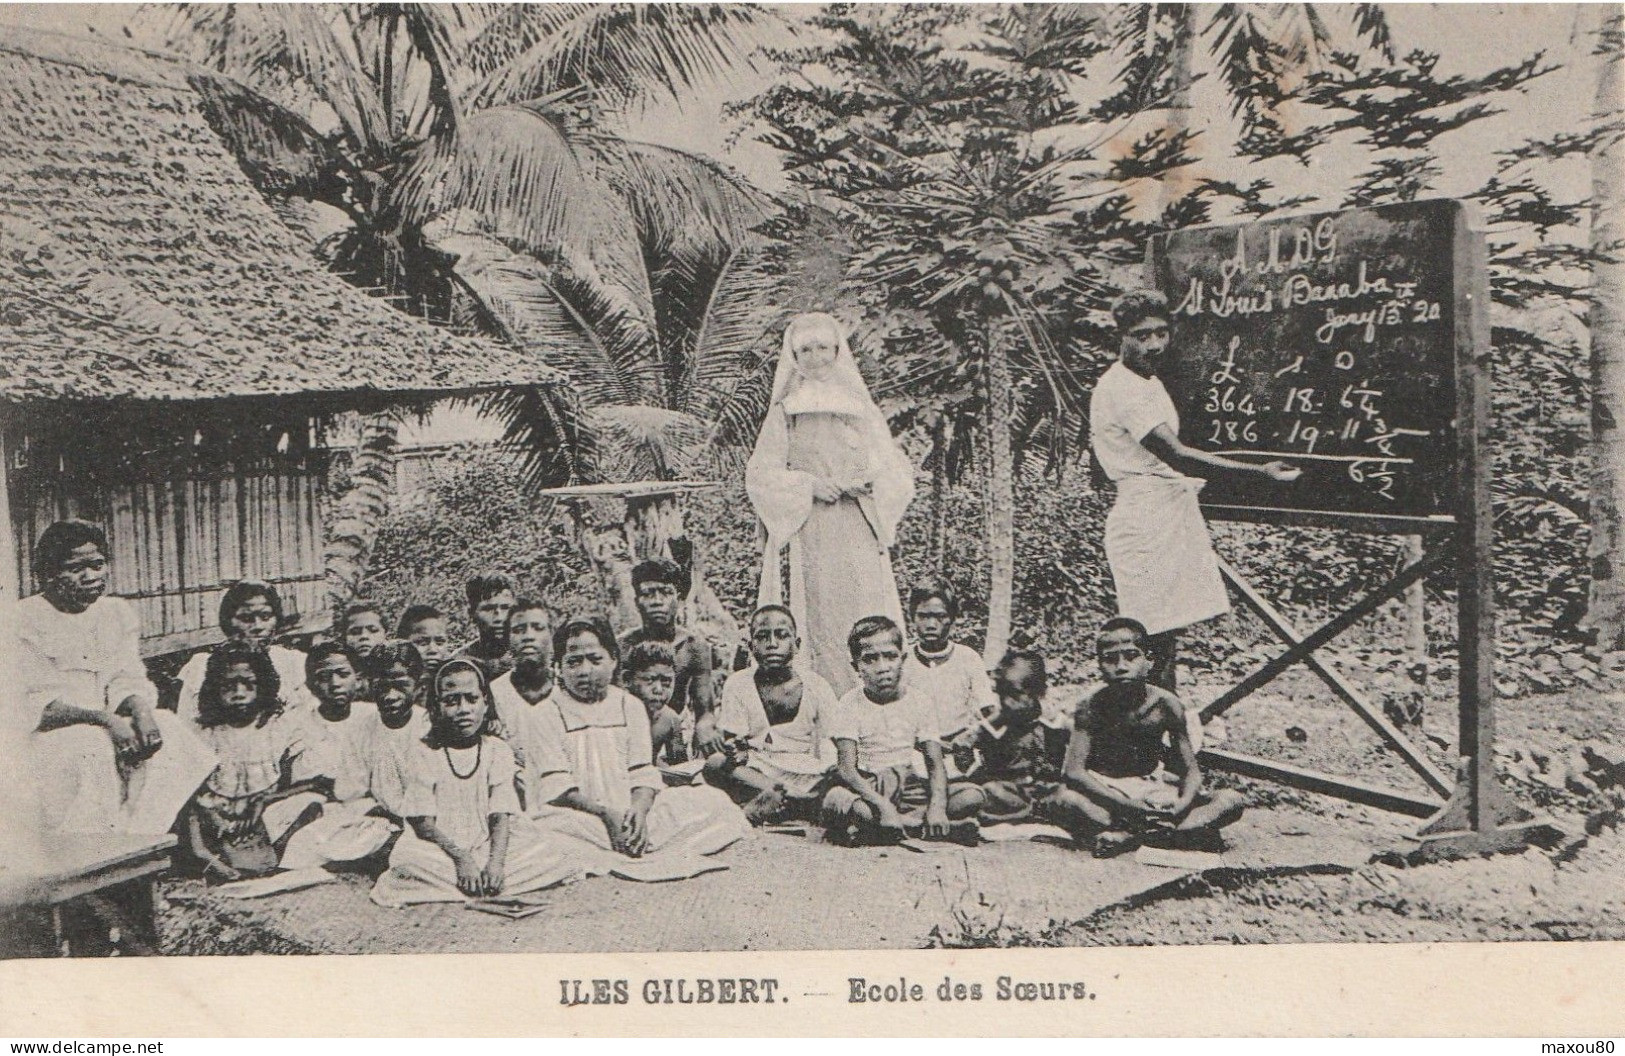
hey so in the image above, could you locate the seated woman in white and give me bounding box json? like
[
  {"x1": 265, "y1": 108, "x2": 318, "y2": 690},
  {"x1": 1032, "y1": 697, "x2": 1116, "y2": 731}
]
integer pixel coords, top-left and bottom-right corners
[
  {"x1": 529, "y1": 616, "x2": 751, "y2": 870},
  {"x1": 12, "y1": 520, "x2": 214, "y2": 836}
]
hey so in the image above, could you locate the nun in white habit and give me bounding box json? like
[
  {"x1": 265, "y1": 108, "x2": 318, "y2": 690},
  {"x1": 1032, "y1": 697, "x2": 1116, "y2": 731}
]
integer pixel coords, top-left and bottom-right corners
[{"x1": 745, "y1": 313, "x2": 915, "y2": 696}]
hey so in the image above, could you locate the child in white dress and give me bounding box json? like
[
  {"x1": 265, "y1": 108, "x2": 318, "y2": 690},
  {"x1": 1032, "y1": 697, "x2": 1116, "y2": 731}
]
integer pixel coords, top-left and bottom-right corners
[
  {"x1": 278, "y1": 642, "x2": 418, "y2": 870},
  {"x1": 370, "y1": 659, "x2": 588, "y2": 906},
  {"x1": 530, "y1": 617, "x2": 750, "y2": 870},
  {"x1": 180, "y1": 643, "x2": 326, "y2": 882}
]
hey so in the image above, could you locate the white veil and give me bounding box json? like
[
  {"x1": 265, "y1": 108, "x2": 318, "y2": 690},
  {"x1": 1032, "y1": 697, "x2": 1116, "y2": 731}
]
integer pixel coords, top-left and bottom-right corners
[{"x1": 745, "y1": 313, "x2": 915, "y2": 609}]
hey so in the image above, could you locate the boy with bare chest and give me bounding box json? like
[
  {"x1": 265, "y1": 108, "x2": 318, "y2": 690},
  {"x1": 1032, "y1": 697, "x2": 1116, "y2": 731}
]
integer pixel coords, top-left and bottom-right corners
[{"x1": 1047, "y1": 617, "x2": 1244, "y2": 856}]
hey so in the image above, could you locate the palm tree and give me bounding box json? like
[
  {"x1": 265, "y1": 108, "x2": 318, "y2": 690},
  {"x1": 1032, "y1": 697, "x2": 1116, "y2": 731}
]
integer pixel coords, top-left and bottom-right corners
[
  {"x1": 1586, "y1": 7, "x2": 1625, "y2": 655},
  {"x1": 1107, "y1": 3, "x2": 1394, "y2": 218},
  {"x1": 145, "y1": 4, "x2": 785, "y2": 600},
  {"x1": 753, "y1": 4, "x2": 1126, "y2": 662}
]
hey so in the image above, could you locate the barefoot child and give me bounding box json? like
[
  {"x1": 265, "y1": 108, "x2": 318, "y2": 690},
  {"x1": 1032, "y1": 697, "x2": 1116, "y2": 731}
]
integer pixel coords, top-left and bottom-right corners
[
  {"x1": 946, "y1": 650, "x2": 1066, "y2": 824},
  {"x1": 278, "y1": 643, "x2": 411, "y2": 870},
  {"x1": 707, "y1": 605, "x2": 839, "y2": 823},
  {"x1": 822, "y1": 616, "x2": 983, "y2": 843},
  {"x1": 624, "y1": 641, "x2": 688, "y2": 766},
  {"x1": 370, "y1": 659, "x2": 584, "y2": 906},
  {"x1": 618, "y1": 559, "x2": 718, "y2": 753},
  {"x1": 529, "y1": 616, "x2": 749, "y2": 868},
  {"x1": 398, "y1": 604, "x2": 453, "y2": 679},
  {"x1": 340, "y1": 601, "x2": 389, "y2": 661},
  {"x1": 1048, "y1": 617, "x2": 1245, "y2": 856},
  {"x1": 455, "y1": 573, "x2": 516, "y2": 680},
  {"x1": 180, "y1": 643, "x2": 326, "y2": 883},
  {"x1": 903, "y1": 578, "x2": 996, "y2": 744}
]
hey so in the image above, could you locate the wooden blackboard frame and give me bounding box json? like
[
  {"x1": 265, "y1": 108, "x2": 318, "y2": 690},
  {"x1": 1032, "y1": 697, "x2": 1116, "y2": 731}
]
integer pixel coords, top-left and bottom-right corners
[
  {"x1": 1144, "y1": 202, "x2": 1555, "y2": 855},
  {"x1": 1148, "y1": 199, "x2": 1470, "y2": 532}
]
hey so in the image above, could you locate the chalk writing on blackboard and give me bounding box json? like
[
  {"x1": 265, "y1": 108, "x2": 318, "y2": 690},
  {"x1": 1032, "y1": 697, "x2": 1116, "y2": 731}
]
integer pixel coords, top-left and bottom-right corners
[{"x1": 1150, "y1": 200, "x2": 1467, "y2": 525}]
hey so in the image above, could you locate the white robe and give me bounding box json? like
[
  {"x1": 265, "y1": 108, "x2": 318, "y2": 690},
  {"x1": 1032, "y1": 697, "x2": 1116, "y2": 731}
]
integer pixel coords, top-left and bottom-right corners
[
  {"x1": 747, "y1": 409, "x2": 913, "y2": 695},
  {"x1": 278, "y1": 706, "x2": 426, "y2": 871},
  {"x1": 746, "y1": 318, "x2": 915, "y2": 697},
  {"x1": 1090, "y1": 361, "x2": 1229, "y2": 634},
  {"x1": 528, "y1": 687, "x2": 751, "y2": 874},
  {"x1": 12, "y1": 594, "x2": 214, "y2": 835}
]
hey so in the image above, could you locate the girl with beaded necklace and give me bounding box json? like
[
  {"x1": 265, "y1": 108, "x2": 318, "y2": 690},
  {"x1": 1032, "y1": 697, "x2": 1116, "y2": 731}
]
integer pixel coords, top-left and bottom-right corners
[{"x1": 370, "y1": 658, "x2": 587, "y2": 906}]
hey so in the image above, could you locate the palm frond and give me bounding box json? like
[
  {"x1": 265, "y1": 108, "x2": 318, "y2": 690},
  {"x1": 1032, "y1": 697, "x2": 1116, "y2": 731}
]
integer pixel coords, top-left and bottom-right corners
[
  {"x1": 427, "y1": 223, "x2": 635, "y2": 408},
  {"x1": 684, "y1": 250, "x2": 786, "y2": 408},
  {"x1": 155, "y1": 4, "x2": 389, "y2": 152},
  {"x1": 587, "y1": 403, "x2": 710, "y2": 480},
  {"x1": 394, "y1": 98, "x2": 604, "y2": 260},
  {"x1": 188, "y1": 70, "x2": 358, "y2": 212},
  {"x1": 480, "y1": 383, "x2": 598, "y2": 489},
  {"x1": 397, "y1": 3, "x2": 470, "y2": 141},
  {"x1": 1351, "y1": 4, "x2": 1396, "y2": 62},
  {"x1": 603, "y1": 139, "x2": 774, "y2": 261},
  {"x1": 466, "y1": 4, "x2": 783, "y2": 111},
  {"x1": 390, "y1": 100, "x2": 662, "y2": 371}
]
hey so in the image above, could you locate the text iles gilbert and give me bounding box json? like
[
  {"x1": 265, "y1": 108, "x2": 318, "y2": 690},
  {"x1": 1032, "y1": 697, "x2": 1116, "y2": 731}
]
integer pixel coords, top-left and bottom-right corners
[
  {"x1": 1173, "y1": 216, "x2": 1437, "y2": 341},
  {"x1": 560, "y1": 977, "x2": 784, "y2": 1006}
]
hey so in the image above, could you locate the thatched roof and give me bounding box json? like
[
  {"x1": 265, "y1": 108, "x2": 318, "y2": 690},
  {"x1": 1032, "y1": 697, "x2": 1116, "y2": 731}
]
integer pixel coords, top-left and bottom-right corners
[{"x1": 0, "y1": 26, "x2": 562, "y2": 408}]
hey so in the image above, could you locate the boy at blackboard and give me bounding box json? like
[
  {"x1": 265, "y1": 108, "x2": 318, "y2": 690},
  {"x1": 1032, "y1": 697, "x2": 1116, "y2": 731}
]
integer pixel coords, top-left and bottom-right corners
[
  {"x1": 1047, "y1": 618, "x2": 1244, "y2": 857},
  {"x1": 1089, "y1": 289, "x2": 1300, "y2": 690}
]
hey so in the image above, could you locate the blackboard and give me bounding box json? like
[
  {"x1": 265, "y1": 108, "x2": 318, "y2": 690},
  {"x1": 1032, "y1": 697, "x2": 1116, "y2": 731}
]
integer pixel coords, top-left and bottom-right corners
[{"x1": 1148, "y1": 199, "x2": 1476, "y2": 529}]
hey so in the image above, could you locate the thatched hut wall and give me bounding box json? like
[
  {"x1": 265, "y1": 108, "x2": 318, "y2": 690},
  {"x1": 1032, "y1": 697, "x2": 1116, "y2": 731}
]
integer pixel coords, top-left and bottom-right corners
[{"x1": 0, "y1": 27, "x2": 563, "y2": 654}]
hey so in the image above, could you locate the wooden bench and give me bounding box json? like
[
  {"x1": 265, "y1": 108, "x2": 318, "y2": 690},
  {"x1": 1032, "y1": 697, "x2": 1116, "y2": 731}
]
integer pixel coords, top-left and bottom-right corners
[{"x1": 0, "y1": 834, "x2": 176, "y2": 957}]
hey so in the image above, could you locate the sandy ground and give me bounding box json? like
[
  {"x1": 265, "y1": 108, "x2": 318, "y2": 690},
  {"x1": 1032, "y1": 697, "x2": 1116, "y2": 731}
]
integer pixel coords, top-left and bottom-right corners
[{"x1": 158, "y1": 799, "x2": 1384, "y2": 955}]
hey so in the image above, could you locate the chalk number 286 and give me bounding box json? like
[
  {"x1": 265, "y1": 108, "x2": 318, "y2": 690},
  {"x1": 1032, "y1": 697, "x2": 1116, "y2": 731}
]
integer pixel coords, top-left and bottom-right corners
[{"x1": 1207, "y1": 419, "x2": 1259, "y2": 444}]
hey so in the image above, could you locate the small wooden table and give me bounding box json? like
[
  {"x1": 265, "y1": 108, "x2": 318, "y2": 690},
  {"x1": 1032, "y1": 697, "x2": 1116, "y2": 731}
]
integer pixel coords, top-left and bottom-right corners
[{"x1": 0, "y1": 834, "x2": 176, "y2": 957}]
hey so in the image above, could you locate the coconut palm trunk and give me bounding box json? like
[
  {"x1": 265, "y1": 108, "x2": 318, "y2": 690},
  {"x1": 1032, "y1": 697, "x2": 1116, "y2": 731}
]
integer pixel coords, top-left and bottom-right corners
[
  {"x1": 929, "y1": 418, "x2": 949, "y2": 570},
  {"x1": 1587, "y1": 7, "x2": 1625, "y2": 653},
  {"x1": 325, "y1": 411, "x2": 400, "y2": 608},
  {"x1": 1158, "y1": 4, "x2": 1196, "y2": 219},
  {"x1": 983, "y1": 327, "x2": 1016, "y2": 664}
]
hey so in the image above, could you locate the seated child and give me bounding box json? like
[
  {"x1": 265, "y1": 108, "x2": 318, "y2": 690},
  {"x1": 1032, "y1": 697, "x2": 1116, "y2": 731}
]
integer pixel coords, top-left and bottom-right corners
[
  {"x1": 623, "y1": 641, "x2": 688, "y2": 767},
  {"x1": 617, "y1": 559, "x2": 717, "y2": 753},
  {"x1": 340, "y1": 601, "x2": 389, "y2": 661},
  {"x1": 180, "y1": 642, "x2": 326, "y2": 883},
  {"x1": 278, "y1": 642, "x2": 418, "y2": 870},
  {"x1": 488, "y1": 598, "x2": 557, "y2": 808},
  {"x1": 822, "y1": 616, "x2": 984, "y2": 844},
  {"x1": 707, "y1": 605, "x2": 839, "y2": 823},
  {"x1": 398, "y1": 604, "x2": 453, "y2": 678},
  {"x1": 370, "y1": 659, "x2": 586, "y2": 907},
  {"x1": 903, "y1": 577, "x2": 997, "y2": 746},
  {"x1": 1047, "y1": 617, "x2": 1245, "y2": 857},
  {"x1": 528, "y1": 616, "x2": 750, "y2": 865},
  {"x1": 945, "y1": 649, "x2": 1066, "y2": 824},
  {"x1": 299, "y1": 642, "x2": 365, "y2": 789}
]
